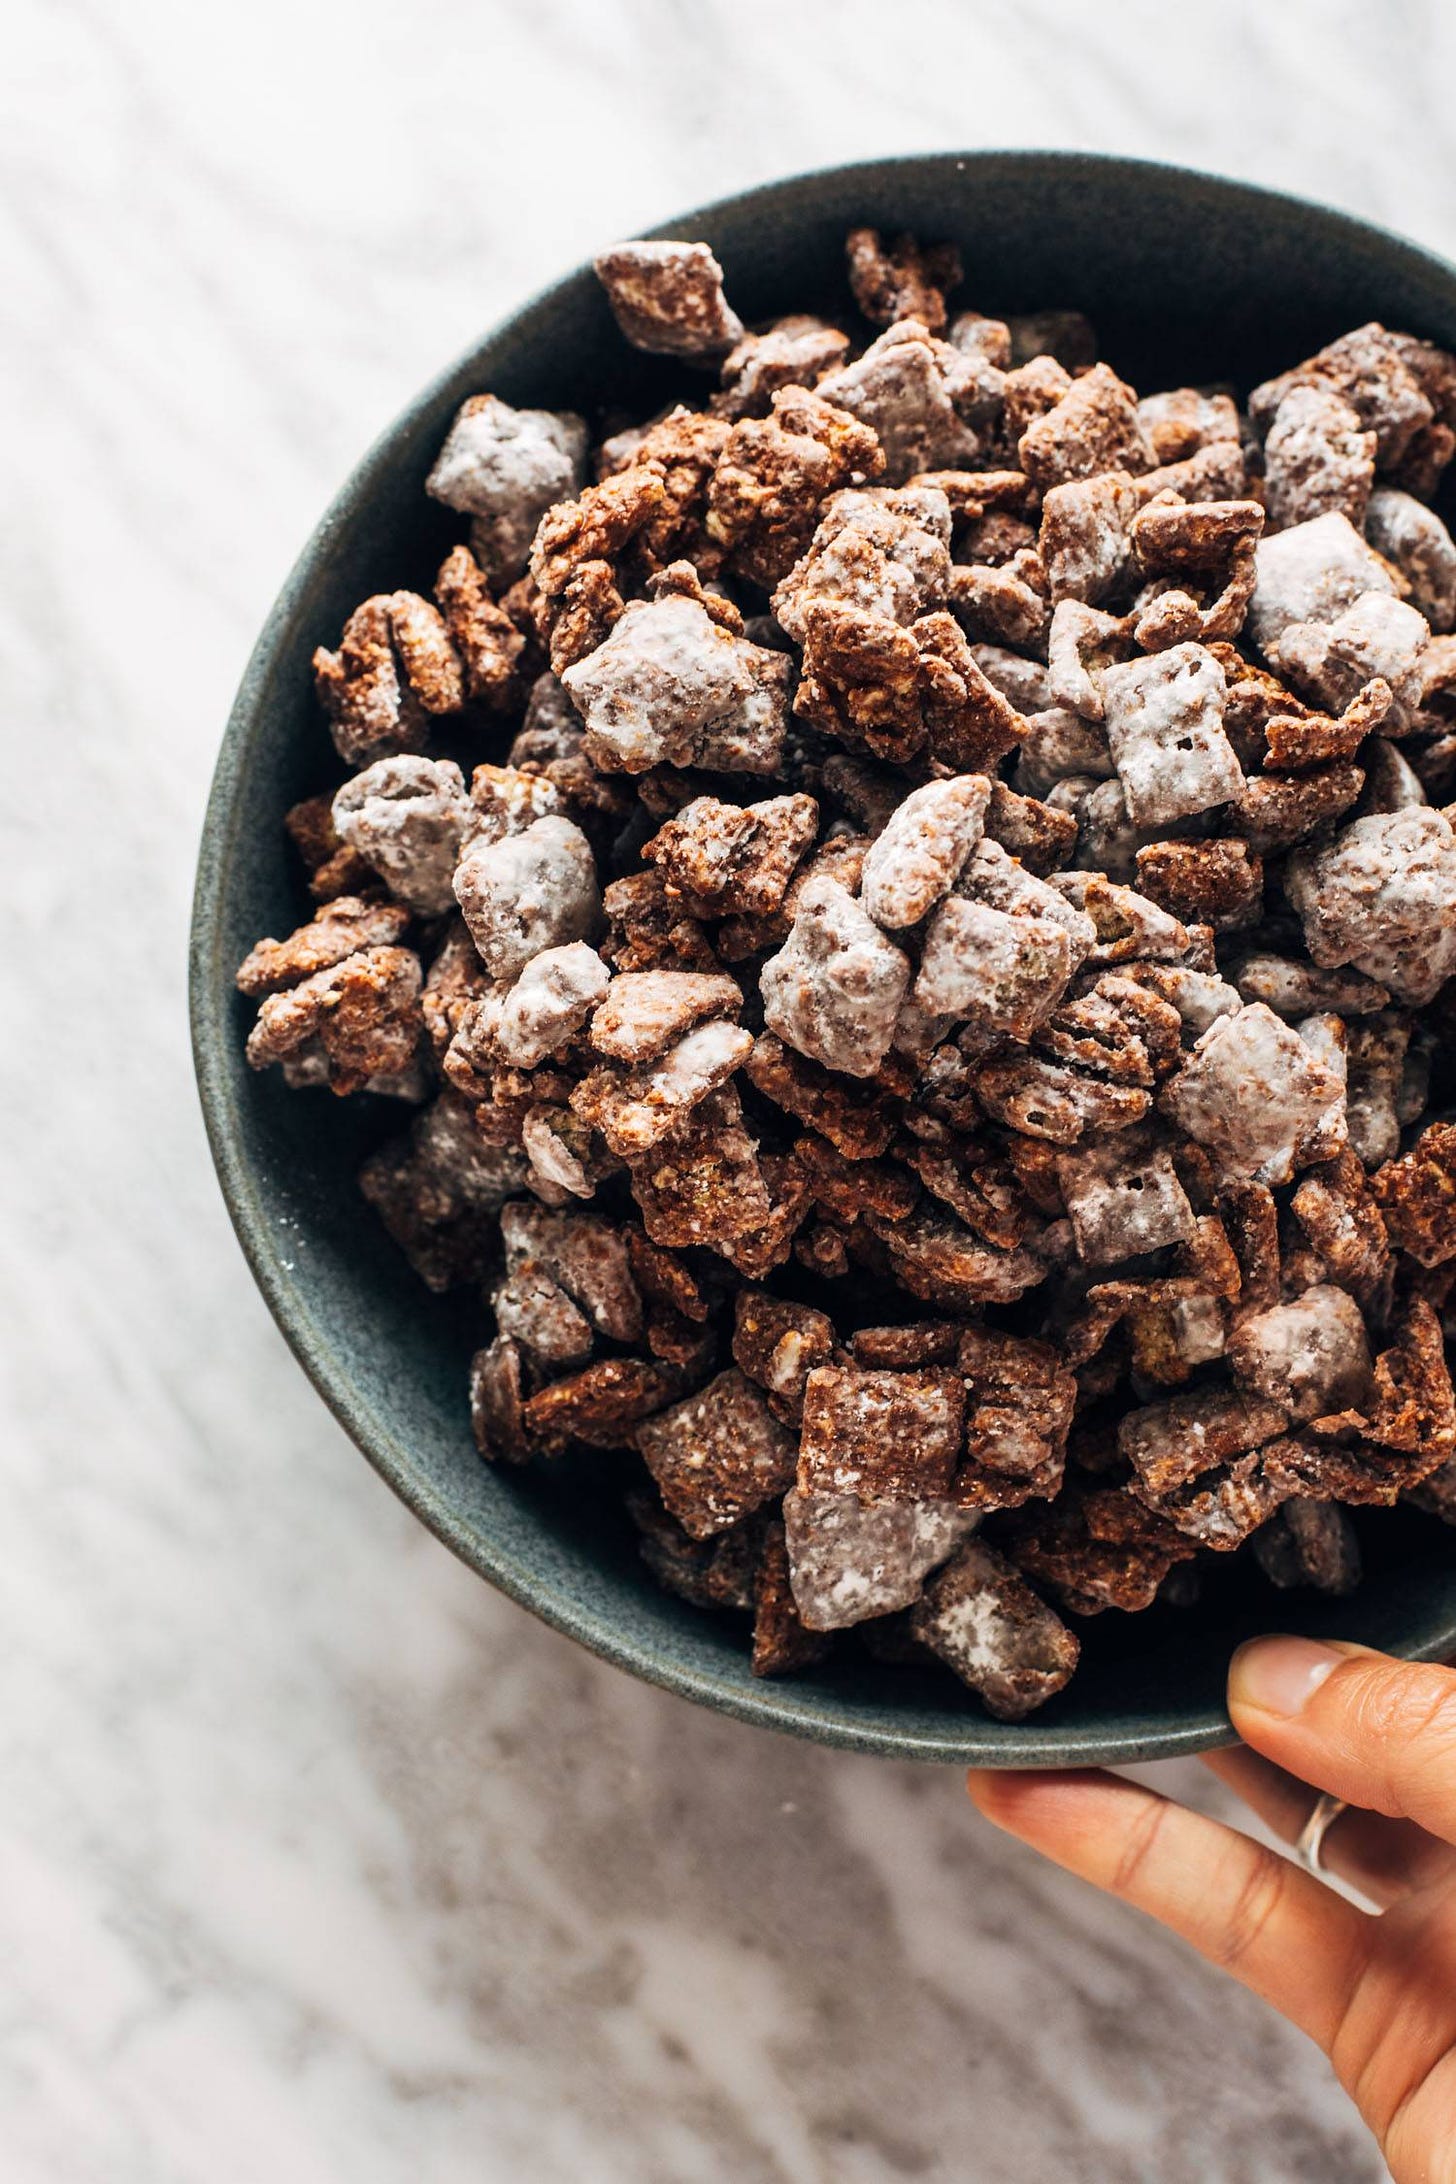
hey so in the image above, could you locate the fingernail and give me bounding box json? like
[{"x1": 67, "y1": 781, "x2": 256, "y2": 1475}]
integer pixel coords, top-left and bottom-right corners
[{"x1": 1229, "y1": 1635, "x2": 1344, "y2": 1717}]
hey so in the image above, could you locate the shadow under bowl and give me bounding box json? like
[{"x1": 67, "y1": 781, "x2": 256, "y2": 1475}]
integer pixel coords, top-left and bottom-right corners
[{"x1": 191, "y1": 150, "x2": 1456, "y2": 1765}]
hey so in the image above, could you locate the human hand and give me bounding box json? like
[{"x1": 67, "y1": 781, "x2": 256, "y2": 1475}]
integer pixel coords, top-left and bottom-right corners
[{"x1": 969, "y1": 1640, "x2": 1456, "y2": 2183}]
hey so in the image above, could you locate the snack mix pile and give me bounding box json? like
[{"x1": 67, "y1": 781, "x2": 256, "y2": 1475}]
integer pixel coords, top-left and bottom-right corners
[{"x1": 238, "y1": 229, "x2": 1456, "y2": 1717}]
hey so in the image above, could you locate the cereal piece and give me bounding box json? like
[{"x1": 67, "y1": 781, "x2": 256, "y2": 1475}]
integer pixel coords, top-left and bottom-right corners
[
  {"x1": 493, "y1": 942, "x2": 611, "y2": 1067},
  {"x1": 956, "y1": 1327, "x2": 1075, "y2": 1510},
  {"x1": 529, "y1": 462, "x2": 668, "y2": 672},
  {"x1": 627, "y1": 1084, "x2": 772, "y2": 1250},
  {"x1": 596, "y1": 410, "x2": 733, "y2": 575},
  {"x1": 946, "y1": 550, "x2": 1050, "y2": 653},
  {"x1": 594, "y1": 239, "x2": 743, "y2": 360},
  {"x1": 707, "y1": 386, "x2": 885, "y2": 588},
  {"x1": 588, "y1": 969, "x2": 741, "y2": 1064},
  {"x1": 1360, "y1": 734, "x2": 1428, "y2": 812},
  {"x1": 1251, "y1": 1499, "x2": 1362, "y2": 1595},
  {"x1": 1117, "y1": 960, "x2": 1242, "y2": 1037},
  {"x1": 1288, "y1": 1149, "x2": 1391, "y2": 1307},
  {"x1": 1036, "y1": 973, "x2": 1181, "y2": 1088},
  {"x1": 1373, "y1": 1120, "x2": 1456, "y2": 1266},
  {"x1": 744, "y1": 1514, "x2": 828, "y2": 1675},
  {"x1": 643, "y1": 793, "x2": 818, "y2": 915},
  {"x1": 1227, "y1": 761, "x2": 1366, "y2": 855},
  {"x1": 1233, "y1": 962, "x2": 1390, "y2": 1035},
  {"x1": 1262, "y1": 383, "x2": 1376, "y2": 531},
  {"x1": 1285, "y1": 806, "x2": 1456, "y2": 1004},
  {"x1": 468, "y1": 1331, "x2": 535, "y2": 1467},
  {"x1": 1001, "y1": 1484, "x2": 1196, "y2": 1614},
  {"x1": 1262, "y1": 678, "x2": 1393, "y2": 774},
  {"x1": 714, "y1": 315, "x2": 852, "y2": 419},
  {"x1": 868, "y1": 1204, "x2": 1046, "y2": 1308},
  {"x1": 561, "y1": 592, "x2": 791, "y2": 777},
  {"x1": 1135, "y1": 440, "x2": 1250, "y2": 506},
  {"x1": 1364, "y1": 484, "x2": 1456, "y2": 631},
  {"x1": 1098, "y1": 642, "x2": 1243, "y2": 826},
  {"x1": 1055, "y1": 1131, "x2": 1195, "y2": 1266},
  {"x1": 773, "y1": 484, "x2": 952, "y2": 641},
  {"x1": 971, "y1": 644, "x2": 1055, "y2": 714},
  {"x1": 1245, "y1": 511, "x2": 1397, "y2": 656},
  {"x1": 903, "y1": 1139, "x2": 1031, "y2": 1250},
  {"x1": 959, "y1": 837, "x2": 1096, "y2": 953},
  {"x1": 914, "y1": 898, "x2": 1074, "y2": 1035},
  {"x1": 521, "y1": 1103, "x2": 597, "y2": 1203},
  {"x1": 330, "y1": 756, "x2": 475, "y2": 916},
  {"x1": 742, "y1": 1032, "x2": 896, "y2": 1159},
  {"x1": 849, "y1": 1322, "x2": 962, "y2": 1368},
  {"x1": 1133, "y1": 839, "x2": 1263, "y2": 932},
  {"x1": 523, "y1": 1358, "x2": 681, "y2": 1453},
  {"x1": 1229, "y1": 1284, "x2": 1372, "y2": 1425},
  {"x1": 1160, "y1": 1003, "x2": 1346, "y2": 1185},
  {"x1": 629, "y1": 1494, "x2": 758, "y2": 1612},
  {"x1": 1046, "y1": 599, "x2": 1136, "y2": 723},
  {"x1": 973, "y1": 1052, "x2": 1151, "y2": 1144},
  {"x1": 1250, "y1": 323, "x2": 1435, "y2": 468},
  {"x1": 980, "y1": 779, "x2": 1078, "y2": 876},
  {"x1": 499, "y1": 1202, "x2": 643, "y2": 1345},
  {"x1": 1274, "y1": 592, "x2": 1429, "y2": 739},
  {"x1": 794, "y1": 1134, "x2": 917, "y2": 1226},
  {"x1": 636, "y1": 1367, "x2": 795, "y2": 1537},
  {"x1": 433, "y1": 544, "x2": 526, "y2": 706},
  {"x1": 453, "y1": 814, "x2": 599, "y2": 981},
  {"x1": 572, "y1": 1019, "x2": 754, "y2": 1154},
  {"x1": 236, "y1": 896, "x2": 410, "y2": 999},
  {"x1": 909, "y1": 1539, "x2": 1079, "y2": 1719},
  {"x1": 601, "y1": 869, "x2": 717, "y2": 975},
  {"x1": 1137, "y1": 388, "x2": 1240, "y2": 465},
  {"x1": 467, "y1": 762, "x2": 563, "y2": 844},
  {"x1": 846, "y1": 227, "x2": 962, "y2": 335},
  {"x1": 760, "y1": 877, "x2": 911, "y2": 1078},
  {"x1": 1047, "y1": 871, "x2": 1190, "y2": 967},
  {"x1": 1013, "y1": 707, "x2": 1115, "y2": 797},
  {"x1": 947, "y1": 314, "x2": 1014, "y2": 372},
  {"x1": 312, "y1": 592, "x2": 463, "y2": 766},
  {"x1": 1017, "y1": 363, "x2": 1149, "y2": 489},
  {"x1": 284, "y1": 793, "x2": 376, "y2": 902},
  {"x1": 493, "y1": 1260, "x2": 594, "y2": 1368},
  {"x1": 732, "y1": 1289, "x2": 835, "y2": 1424},
  {"x1": 1342, "y1": 1014, "x2": 1410, "y2": 1168},
  {"x1": 797, "y1": 1363, "x2": 965, "y2": 1504},
  {"x1": 817, "y1": 320, "x2": 992, "y2": 483},
  {"x1": 360, "y1": 1093, "x2": 529, "y2": 1291},
  {"x1": 1304, "y1": 1299, "x2": 1455, "y2": 1472},
  {"x1": 245, "y1": 945, "x2": 423, "y2": 1095},
  {"x1": 1120, "y1": 1386, "x2": 1294, "y2": 1546},
  {"x1": 719, "y1": 1149, "x2": 817, "y2": 1280},
  {"x1": 1038, "y1": 469, "x2": 1138, "y2": 603},
  {"x1": 859, "y1": 775, "x2": 990, "y2": 928},
  {"x1": 784, "y1": 1488, "x2": 976, "y2": 1630},
  {"x1": 426, "y1": 393, "x2": 588, "y2": 581}
]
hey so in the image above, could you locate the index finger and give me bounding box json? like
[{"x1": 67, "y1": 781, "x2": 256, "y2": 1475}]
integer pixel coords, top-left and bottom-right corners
[
  {"x1": 1230, "y1": 1639, "x2": 1456, "y2": 1850},
  {"x1": 968, "y1": 1766, "x2": 1368, "y2": 2052}
]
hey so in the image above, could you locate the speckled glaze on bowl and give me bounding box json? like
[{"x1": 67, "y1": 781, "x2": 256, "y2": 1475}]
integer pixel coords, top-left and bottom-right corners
[{"x1": 191, "y1": 152, "x2": 1456, "y2": 1765}]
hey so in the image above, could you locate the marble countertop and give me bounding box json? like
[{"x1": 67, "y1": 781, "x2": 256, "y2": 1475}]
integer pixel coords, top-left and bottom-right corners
[{"x1": 8, "y1": 1, "x2": 1449, "y2": 2175}]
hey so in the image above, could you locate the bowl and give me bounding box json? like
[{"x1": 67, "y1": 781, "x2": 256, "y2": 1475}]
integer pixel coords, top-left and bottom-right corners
[{"x1": 191, "y1": 150, "x2": 1456, "y2": 1765}]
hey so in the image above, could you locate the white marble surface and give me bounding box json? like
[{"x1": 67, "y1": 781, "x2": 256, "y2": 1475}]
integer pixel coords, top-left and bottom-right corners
[{"x1": 10, "y1": 1, "x2": 1456, "y2": 2175}]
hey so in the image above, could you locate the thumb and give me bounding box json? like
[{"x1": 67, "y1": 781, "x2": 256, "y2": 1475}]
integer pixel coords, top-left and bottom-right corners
[{"x1": 1229, "y1": 1638, "x2": 1456, "y2": 1848}]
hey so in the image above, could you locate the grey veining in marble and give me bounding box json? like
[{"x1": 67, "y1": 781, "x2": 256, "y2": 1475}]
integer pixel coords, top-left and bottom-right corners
[{"x1": 7, "y1": 0, "x2": 1449, "y2": 2175}]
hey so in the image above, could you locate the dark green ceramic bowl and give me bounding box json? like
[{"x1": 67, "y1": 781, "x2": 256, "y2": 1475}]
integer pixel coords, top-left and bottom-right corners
[{"x1": 191, "y1": 152, "x2": 1456, "y2": 1765}]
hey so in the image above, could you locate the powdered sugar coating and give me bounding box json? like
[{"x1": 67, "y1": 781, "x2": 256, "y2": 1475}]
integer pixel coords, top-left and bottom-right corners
[
  {"x1": 561, "y1": 593, "x2": 790, "y2": 775},
  {"x1": 332, "y1": 756, "x2": 475, "y2": 916},
  {"x1": 760, "y1": 877, "x2": 911, "y2": 1078},
  {"x1": 453, "y1": 814, "x2": 600, "y2": 980},
  {"x1": 426, "y1": 394, "x2": 589, "y2": 581}
]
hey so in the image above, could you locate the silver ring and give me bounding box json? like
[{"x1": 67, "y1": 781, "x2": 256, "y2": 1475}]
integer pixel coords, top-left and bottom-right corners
[{"x1": 1294, "y1": 1791, "x2": 1349, "y2": 1877}]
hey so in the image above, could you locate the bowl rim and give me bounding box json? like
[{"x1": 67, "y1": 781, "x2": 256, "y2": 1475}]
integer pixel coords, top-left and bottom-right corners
[{"x1": 191, "y1": 147, "x2": 1456, "y2": 1765}]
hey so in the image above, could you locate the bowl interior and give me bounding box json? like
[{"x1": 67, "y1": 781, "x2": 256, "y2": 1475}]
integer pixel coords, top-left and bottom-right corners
[{"x1": 192, "y1": 151, "x2": 1456, "y2": 1764}]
